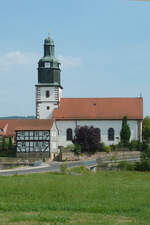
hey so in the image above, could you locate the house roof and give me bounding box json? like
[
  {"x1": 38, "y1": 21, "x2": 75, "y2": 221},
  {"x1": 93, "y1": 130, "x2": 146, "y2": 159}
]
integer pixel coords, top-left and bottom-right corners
[
  {"x1": 53, "y1": 98, "x2": 143, "y2": 120},
  {"x1": 0, "y1": 119, "x2": 53, "y2": 137}
]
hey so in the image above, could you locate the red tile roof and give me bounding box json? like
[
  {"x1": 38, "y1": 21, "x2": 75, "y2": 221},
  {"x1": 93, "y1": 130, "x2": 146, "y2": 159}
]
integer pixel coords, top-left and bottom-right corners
[
  {"x1": 0, "y1": 119, "x2": 53, "y2": 137},
  {"x1": 53, "y1": 98, "x2": 143, "y2": 120}
]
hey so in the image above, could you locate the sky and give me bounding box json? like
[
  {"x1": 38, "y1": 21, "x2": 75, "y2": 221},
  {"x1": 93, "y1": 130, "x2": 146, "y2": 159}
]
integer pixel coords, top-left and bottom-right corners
[{"x1": 0, "y1": 0, "x2": 150, "y2": 117}]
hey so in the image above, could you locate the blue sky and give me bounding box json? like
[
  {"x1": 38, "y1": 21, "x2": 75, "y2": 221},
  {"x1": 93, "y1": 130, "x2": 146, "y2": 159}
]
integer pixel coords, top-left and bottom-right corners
[{"x1": 0, "y1": 0, "x2": 150, "y2": 117}]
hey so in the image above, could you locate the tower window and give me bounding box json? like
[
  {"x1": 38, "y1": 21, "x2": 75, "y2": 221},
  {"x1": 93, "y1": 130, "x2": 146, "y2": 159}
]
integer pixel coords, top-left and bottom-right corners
[
  {"x1": 45, "y1": 62, "x2": 50, "y2": 68},
  {"x1": 45, "y1": 90, "x2": 50, "y2": 98},
  {"x1": 108, "y1": 128, "x2": 115, "y2": 141},
  {"x1": 47, "y1": 106, "x2": 50, "y2": 110},
  {"x1": 66, "y1": 128, "x2": 73, "y2": 141}
]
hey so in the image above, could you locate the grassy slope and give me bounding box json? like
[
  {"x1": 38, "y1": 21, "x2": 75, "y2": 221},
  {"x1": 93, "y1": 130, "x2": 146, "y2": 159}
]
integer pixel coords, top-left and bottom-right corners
[{"x1": 0, "y1": 171, "x2": 150, "y2": 224}]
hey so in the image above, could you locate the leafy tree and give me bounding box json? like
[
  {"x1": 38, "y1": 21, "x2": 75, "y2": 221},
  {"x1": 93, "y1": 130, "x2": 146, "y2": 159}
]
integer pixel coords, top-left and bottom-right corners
[
  {"x1": 2, "y1": 137, "x2": 6, "y2": 150},
  {"x1": 120, "y1": 116, "x2": 131, "y2": 144},
  {"x1": 8, "y1": 137, "x2": 13, "y2": 150},
  {"x1": 73, "y1": 126, "x2": 100, "y2": 153},
  {"x1": 140, "y1": 143, "x2": 150, "y2": 161},
  {"x1": 135, "y1": 143, "x2": 150, "y2": 171},
  {"x1": 142, "y1": 116, "x2": 150, "y2": 142}
]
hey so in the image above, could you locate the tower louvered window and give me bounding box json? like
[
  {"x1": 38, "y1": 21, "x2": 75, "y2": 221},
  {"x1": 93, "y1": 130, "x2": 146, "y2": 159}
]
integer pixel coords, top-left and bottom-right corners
[{"x1": 46, "y1": 90, "x2": 50, "y2": 98}]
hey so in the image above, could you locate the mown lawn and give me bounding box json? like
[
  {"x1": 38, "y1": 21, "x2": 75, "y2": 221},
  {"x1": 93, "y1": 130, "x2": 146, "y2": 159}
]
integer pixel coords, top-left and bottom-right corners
[{"x1": 0, "y1": 171, "x2": 150, "y2": 224}]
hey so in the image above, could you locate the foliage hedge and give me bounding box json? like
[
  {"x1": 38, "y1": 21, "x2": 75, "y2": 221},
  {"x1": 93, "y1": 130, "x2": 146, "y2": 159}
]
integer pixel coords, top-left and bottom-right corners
[{"x1": 0, "y1": 137, "x2": 16, "y2": 157}]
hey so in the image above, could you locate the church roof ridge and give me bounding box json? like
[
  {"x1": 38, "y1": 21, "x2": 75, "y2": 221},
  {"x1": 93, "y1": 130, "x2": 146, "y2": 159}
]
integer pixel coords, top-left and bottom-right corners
[
  {"x1": 53, "y1": 98, "x2": 143, "y2": 120},
  {"x1": 61, "y1": 97, "x2": 143, "y2": 100}
]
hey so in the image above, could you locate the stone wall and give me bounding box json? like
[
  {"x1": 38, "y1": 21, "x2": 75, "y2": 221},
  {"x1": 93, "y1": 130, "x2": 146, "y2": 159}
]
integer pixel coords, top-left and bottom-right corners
[
  {"x1": 16, "y1": 152, "x2": 50, "y2": 159},
  {"x1": 60, "y1": 151, "x2": 141, "y2": 162},
  {"x1": 96, "y1": 151, "x2": 140, "y2": 163}
]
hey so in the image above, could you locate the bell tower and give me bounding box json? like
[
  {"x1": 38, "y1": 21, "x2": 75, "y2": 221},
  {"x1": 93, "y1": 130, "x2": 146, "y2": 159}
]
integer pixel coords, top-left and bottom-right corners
[{"x1": 36, "y1": 35, "x2": 62, "y2": 119}]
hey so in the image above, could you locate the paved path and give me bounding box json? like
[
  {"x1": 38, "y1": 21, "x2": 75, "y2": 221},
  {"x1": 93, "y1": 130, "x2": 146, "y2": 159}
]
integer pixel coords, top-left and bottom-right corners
[
  {"x1": 0, "y1": 157, "x2": 140, "y2": 176},
  {"x1": 0, "y1": 160, "x2": 95, "y2": 176}
]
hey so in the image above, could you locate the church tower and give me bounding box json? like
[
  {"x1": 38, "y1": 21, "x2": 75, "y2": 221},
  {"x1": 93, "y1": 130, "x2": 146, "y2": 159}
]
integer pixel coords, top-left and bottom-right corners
[{"x1": 36, "y1": 35, "x2": 62, "y2": 119}]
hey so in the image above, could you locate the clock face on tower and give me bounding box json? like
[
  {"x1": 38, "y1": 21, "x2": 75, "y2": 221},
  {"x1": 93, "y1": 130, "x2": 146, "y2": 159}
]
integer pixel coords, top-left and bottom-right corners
[{"x1": 45, "y1": 62, "x2": 50, "y2": 68}]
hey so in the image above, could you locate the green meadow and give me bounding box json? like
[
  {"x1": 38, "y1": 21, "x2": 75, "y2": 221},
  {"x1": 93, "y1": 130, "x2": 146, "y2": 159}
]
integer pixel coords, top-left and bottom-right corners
[{"x1": 0, "y1": 171, "x2": 150, "y2": 225}]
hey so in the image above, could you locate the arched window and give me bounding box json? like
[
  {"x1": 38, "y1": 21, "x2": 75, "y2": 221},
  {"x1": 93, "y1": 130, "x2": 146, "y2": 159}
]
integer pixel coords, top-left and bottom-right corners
[
  {"x1": 45, "y1": 90, "x2": 50, "y2": 98},
  {"x1": 66, "y1": 128, "x2": 73, "y2": 141},
  {"x1": 108, "y1": 128, "x2": 115, "y2": 141}
]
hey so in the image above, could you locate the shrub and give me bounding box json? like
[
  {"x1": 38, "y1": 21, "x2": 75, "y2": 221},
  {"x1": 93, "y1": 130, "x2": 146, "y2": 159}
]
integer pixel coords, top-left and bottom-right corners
[
  {"x1": 73, "y1": 144, "x2": 81, "y2": 155},
  {"x1": 110, "y1": 144, "x2": 116, "y2": 151},
  {"x1": 140, "y1": 143, "x2": 150, "y2": 160},
  {"x1": 67, "y1": 165, "x2": 91, "y2": 174},
  {"x1": 98, "y1": 142, "x2": 106, "y2": 152},
  {"x1": 135, "y1": 160, "x2": 150, "y2": 171},
  {"x1": 105, "y1": 146, "x2": 111, "y2": 153},
  {"x1": 60, "y1": 163, "x2": 67, "y2": 174},
  {"x1": 0, "y1": 147, "x2": 16, "y2": 157},
  {"x1": 62, "y1": 144, "x2": 75, "y2": 152},
  {"x1": 118, "y1": 160, "x2": 135, "y2": 171},
  {"x1": 129, "y1": 140, "x2": 141, "y2": 151},
  {"x1": 98, "y1": 143, "x2": 112, "y2": 153},
  {"x1": 133, "y1": 143, "x2": 150, "y2": 171}
]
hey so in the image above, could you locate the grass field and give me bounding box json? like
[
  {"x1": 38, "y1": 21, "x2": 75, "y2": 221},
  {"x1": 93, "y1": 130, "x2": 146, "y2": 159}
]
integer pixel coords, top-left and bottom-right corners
[{"x1": 0, "y1": 171, "x2": 150, "y2": 224}]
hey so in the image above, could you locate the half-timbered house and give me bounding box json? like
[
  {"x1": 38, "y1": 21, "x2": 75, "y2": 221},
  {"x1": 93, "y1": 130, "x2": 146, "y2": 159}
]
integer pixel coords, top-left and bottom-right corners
[{"x1": 0, "y1": 119, "x2": 59, "y2": 159}]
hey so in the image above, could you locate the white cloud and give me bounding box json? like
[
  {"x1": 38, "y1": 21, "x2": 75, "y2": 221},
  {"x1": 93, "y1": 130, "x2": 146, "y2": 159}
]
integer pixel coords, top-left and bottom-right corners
[
  {"x1": 0, "y1": 51, "x2": 40, "y2": 71},
  {"x1": 58, "y1": 55, "x2": 82, "y2": 69},
  {"x1": 0, "y1": 51, "x2": 82, "y2": 72}
]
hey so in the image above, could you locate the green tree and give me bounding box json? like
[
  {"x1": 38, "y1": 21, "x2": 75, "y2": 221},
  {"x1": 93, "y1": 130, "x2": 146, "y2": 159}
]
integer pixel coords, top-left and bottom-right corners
[
  {"x1": 2, "y1": 137, "x2": 6, "y2": 150},
  {"x1": 120, "y1": 116, "x2": 131, "y2": 144},
  {"x1": 8, "y1": 137, "x2": 13, "y2": 150},
  {"x1": 142, "y1": 116, "x2": 150, "y2": 142}
]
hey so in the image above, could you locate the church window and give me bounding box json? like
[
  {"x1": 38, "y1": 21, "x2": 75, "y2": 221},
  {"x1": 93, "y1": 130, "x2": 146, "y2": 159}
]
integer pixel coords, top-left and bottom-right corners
[
  {"x1": 46, "y1": 90, "x2": 50, "y2": 98},
  {"x1": 108, "y1": 128, "x2": 115, "y2": 141},
  {"x1": 66, "y1": 128, "x2": 73, "y2": 141}
]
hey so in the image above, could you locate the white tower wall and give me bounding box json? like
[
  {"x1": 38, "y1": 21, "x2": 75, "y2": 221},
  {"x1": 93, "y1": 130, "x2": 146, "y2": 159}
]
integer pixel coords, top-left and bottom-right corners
[{"x1": 36, "y1": 85, "x2": 62, "y2": 119}]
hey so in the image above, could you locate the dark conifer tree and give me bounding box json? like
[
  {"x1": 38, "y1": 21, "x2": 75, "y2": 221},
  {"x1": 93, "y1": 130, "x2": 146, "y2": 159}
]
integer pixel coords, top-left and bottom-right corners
[{"x1": 120, "y1": 116, "x2": 131, "y2": 144}]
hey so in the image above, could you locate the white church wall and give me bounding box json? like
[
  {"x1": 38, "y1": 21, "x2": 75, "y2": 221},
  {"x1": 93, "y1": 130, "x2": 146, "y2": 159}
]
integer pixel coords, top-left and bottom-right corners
[
  {"x1": 56, "y1": 120, "x2": 76, "y2": 147},
  {"x1": 56, "y1": 120, "x2": 139, "y2": 147}
]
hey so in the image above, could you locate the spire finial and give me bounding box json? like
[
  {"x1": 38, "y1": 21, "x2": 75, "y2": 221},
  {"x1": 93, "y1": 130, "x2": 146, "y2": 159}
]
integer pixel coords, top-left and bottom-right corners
[
  {"x1": 140, "y1": 92, "x2": 142, "y2": 98},
  {"x1": 48, "y1": 32, "x2": 50, "y2": 39}
]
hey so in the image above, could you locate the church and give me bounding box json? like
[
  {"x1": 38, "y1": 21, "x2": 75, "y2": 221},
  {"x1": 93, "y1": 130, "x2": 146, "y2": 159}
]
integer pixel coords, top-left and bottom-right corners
[{"x1": 0, "y1": 35, "x2": 143, "y2": 158}]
